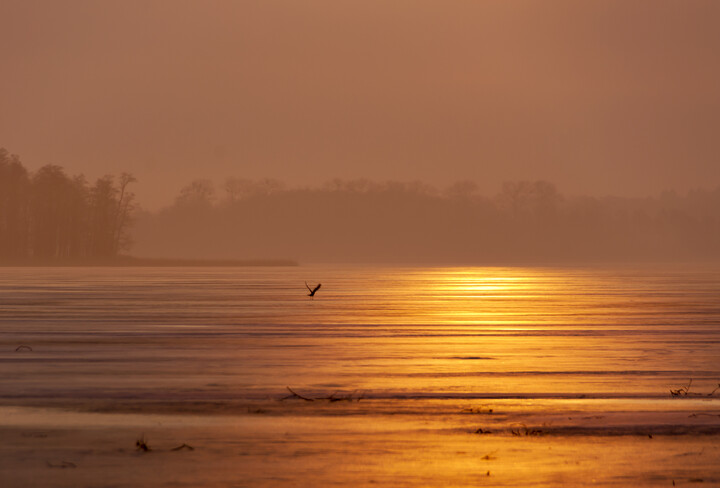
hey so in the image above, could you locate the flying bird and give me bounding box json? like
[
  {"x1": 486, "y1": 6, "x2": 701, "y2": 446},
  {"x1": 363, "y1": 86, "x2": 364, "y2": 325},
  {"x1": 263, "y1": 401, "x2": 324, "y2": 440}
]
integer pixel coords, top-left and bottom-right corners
[{"x1": 305, "y1": 282, "x2": 321, "y2": 299}]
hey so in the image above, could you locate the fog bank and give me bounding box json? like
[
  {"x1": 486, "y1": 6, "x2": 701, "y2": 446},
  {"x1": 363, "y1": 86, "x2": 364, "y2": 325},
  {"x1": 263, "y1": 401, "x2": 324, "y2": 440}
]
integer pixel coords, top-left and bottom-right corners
[{"x1": 133, "y1": 178, "x2": 720, "y2": 264}]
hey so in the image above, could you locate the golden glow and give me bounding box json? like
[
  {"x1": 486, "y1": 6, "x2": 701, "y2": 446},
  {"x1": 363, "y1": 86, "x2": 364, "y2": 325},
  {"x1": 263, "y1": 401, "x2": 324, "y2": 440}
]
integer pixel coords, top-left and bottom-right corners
[{"x1": 317, "y1": 267, "x2": 578, "y2": 326}]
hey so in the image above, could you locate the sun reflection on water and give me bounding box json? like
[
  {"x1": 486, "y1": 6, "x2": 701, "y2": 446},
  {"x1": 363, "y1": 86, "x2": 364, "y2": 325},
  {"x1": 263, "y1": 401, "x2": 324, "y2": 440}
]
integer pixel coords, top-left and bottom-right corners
[{"x1": 338, "y1": 267, "x2": 575, "y2": 327}]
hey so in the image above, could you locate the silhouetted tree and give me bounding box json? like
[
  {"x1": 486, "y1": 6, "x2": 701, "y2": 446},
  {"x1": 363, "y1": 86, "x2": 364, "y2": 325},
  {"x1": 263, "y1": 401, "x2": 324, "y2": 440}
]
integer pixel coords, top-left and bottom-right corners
[
  {"x1": 0, "y1": 148, "x2": 137, "y2": 262},
  {"x1": 176, "y1": 179, "x2": 216, "y2": 207},
  {"x1": 113, "y1": 173, "x2": 137, "y2": 254},
  {"x1": 444, "y1": 180, "x2": 479, "y2": 200},
  {"x1": 88, "y1": 175, "x2": 121, "y2": 258},
  {"x1": 224, "y1": 177, "x2": 286, "y2": 203},
  {"x1": 224, "y1": 177, "x2": 254, "y2": 203},
  {"x1": 0, "y1": 149, "x2": 31, "y2": 259},
  {"x1": 30, "y1": 165, "x2": 86, "y2": 259},
  {"x1": 497, "y1": 180, "x2": 561, "y2": 219}
]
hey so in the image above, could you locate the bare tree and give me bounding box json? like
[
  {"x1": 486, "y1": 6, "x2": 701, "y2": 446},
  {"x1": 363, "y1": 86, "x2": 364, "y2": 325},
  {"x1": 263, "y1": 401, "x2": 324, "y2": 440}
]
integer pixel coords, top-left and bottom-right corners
[
  {"x1": 113, "y1": 173, "x2": 137, "y2": 255},
  {"x1": 176, "y1": 179, "x2": 216, "y2": 207},
  {"x1": 0, "y1": 149, "x2": 31, "y2": 260}
]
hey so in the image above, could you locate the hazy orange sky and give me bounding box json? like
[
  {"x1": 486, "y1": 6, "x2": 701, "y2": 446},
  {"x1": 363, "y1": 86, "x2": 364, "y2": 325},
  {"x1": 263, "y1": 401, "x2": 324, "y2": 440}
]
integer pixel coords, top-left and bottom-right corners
[{"x1": 2, "y1": 0, "x2": 719, "y2": 208}]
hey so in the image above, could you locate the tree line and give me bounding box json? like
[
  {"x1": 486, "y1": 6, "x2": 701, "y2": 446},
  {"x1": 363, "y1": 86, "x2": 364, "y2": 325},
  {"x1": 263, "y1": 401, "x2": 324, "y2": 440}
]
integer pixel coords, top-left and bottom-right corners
[
  {"x1": 0, "y1": 148, "x2": 136, "y2": 263},
  {"x1": 133, "y1": 177, "x2": 720, "y2": 264},
  {"x1": 4, "y1": 145, "x2": 719, "y2": 265}
]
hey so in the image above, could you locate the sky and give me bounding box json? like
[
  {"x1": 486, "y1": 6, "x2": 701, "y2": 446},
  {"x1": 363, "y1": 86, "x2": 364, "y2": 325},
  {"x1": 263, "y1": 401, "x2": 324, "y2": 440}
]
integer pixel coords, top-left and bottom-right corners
[{"x1": 2, "y1": 0, "x2": 719, "y2": 209}]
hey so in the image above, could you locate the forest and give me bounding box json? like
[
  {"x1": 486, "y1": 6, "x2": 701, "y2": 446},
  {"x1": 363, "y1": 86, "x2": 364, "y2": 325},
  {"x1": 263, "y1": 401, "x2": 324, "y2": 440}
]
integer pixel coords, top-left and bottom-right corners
[
  {"x1": 0, "y1": 148, "x2": 136, "y2": 263},
  {"x1": 3, "y1": 147, "x2": 720, "y2": 265},
  {"x1": 133, "y1": 176, "x2": 720, "y2": 264}
]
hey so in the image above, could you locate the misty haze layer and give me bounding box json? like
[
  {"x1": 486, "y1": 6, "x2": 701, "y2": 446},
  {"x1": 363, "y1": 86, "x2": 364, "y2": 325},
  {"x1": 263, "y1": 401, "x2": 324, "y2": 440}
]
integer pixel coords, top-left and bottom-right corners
[
  {"x1": 2, "y1": 1, "x2": 720, "y2": 208},
  {"x1": 3, "y1": 148, "x2": 719, "y2": 265},
  {"x1": 133, "y1": 178, "x2": 720, "y2": 264}
]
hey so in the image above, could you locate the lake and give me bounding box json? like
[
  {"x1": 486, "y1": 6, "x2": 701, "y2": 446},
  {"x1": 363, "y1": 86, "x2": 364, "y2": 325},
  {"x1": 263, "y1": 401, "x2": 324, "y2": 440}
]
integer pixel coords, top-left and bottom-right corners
[{"x1": 1, "y1": 265, "x2": 719, "y2": 486}]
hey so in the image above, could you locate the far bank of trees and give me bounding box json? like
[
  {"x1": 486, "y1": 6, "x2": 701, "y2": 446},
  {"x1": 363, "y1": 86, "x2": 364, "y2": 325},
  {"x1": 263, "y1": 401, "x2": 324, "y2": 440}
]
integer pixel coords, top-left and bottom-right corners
[
  {"x1": 0, "y1": 148, "x2": 136, "y2": 263},
  {"x1": 4, "y1": 144, "x2": 719, "y2": 265},
  {"x1": 133, "y1": 176, "x2": 720, "y2": 264}
]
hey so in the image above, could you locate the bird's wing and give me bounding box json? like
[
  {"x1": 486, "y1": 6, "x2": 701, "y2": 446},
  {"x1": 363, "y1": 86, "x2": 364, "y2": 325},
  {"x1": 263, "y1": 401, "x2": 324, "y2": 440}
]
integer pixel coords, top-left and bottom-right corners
[
  {"x1": 312, "y1": 283, "x2": 322, "y2": 293},
  {"x1": 305, "y1": 282, "x2": 313, "y2": 292}
]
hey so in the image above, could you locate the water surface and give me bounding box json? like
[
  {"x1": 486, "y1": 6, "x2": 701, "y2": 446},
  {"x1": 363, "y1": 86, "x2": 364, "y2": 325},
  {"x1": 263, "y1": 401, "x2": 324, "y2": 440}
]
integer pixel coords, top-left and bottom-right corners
[{"x1": 1, "y1": 265, "x2": 719, "y2": 486}]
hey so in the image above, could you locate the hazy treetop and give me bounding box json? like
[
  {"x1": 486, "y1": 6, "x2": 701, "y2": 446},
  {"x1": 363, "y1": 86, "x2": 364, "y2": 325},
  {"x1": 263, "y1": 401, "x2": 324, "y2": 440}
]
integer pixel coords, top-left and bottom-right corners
[{"x1": 2, "y1": 0, "x2": 719, "y2": 208}]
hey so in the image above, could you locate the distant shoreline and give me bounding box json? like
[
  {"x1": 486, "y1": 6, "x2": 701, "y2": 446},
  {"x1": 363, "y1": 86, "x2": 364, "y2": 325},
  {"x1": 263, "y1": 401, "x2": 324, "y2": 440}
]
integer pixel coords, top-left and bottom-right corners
[{"x1": 0, "y1": 256, "x2": 299, "y2": 267}]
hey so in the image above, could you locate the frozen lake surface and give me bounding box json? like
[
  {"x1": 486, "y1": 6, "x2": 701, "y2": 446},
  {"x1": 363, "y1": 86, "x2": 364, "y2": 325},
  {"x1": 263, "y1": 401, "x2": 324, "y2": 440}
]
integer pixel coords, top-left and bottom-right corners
[{"x1": 1, "y1": 265, "x2": 719, "y2": 486}]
